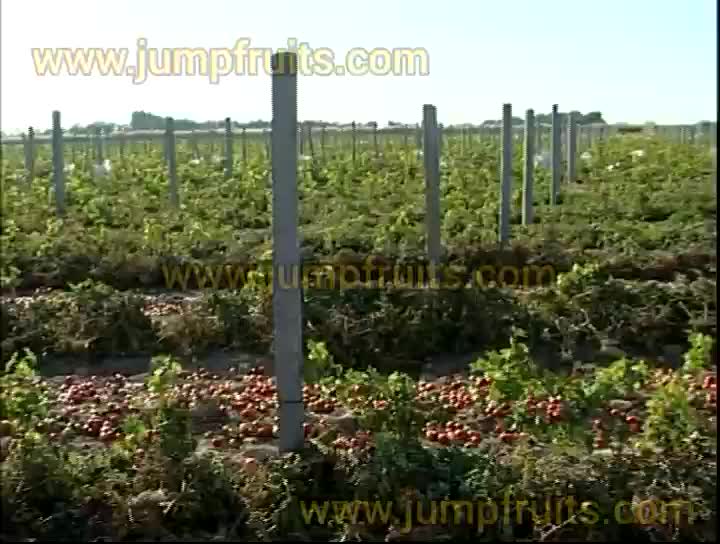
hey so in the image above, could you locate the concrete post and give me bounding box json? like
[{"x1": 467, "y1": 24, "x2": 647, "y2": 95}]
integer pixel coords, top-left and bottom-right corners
[
  {"x1": 522, "y1": 109, "x2": 535, "y2": 226},
  {"x1": 422, "y1": 105, "x2": 442, "y2": 273},
  {"x1": 499, "y1": 104, "x2": 513, "y2": 245},
  {"x1": 271, "y1": 51, "x2": 304, "y2": 453},
  {"x1": 51, "y1": 112, "x2": 65, "y2": 216}
]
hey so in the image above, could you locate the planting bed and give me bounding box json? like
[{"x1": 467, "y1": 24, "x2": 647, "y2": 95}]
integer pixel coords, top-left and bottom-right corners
[{"x1": 1, "y1": 345, "x2": 717, "y2": 541}]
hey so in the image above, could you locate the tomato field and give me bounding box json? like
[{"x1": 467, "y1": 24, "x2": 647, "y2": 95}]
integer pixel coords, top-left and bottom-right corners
[{"x1": 0, "y1": 129, "x2": 717, "y2": 541}]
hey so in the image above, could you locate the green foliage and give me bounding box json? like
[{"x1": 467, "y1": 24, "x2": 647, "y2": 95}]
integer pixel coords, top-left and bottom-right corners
[
  {"x1": 641, "y1": 376, "x2": 706, "y2": 452},
  {"x1": 120, "y1": 414, "x2": 148, "y2": 450},
  {"x1": 584, "y1": 358, "x2": 651, "y2": 404},
  {"x1": 1, "y1": 135, "x2": 714, "y2": 291},
  {"x1": 1, "y1": 134, "x2": 716, "y2": 372},
  {"x1": 350, "y1": 433, "x2": 509, "y2": 505},
  {"x1": 2, "y1": 280, "x2": 156, "y2": 360},
  {"x1": 153, "y1": 400, "x2": 196, "y2": 464},
  {"x1": 206, "y1": 289, "x2": 271, "y2": 350},
  {"x1": 147, "y1": 355, "x2": 182, "y2": 395},
  {"x1": 361, "y1": 372, "x2": 426, "y2": 439},
  {"x1": 470, "y1": 331, "x2": 541, "y2": 400},
  {"x1": 555, "y1": 262, "x2": 605, "y2": 295},
  {"x1": 0, "y1": 350, "x2": 49, "y2": 426},
  {"x1": 305, "y1": 339, "x2": 342, "y2": 383},
  {"x1": 155, "y1": 299, "x2": 224, "y2": 357},
  {"x1": 1, "y1": 422, "x2": 246, "y2": 541},
  {"x1": 682, "y1": 332, "x2": 714, "y2": 373},
  {"x1": 528, "y1": 273, "x2": 716, "y2": 355},
  {"x1": 145, "y1": 356, "x2": 195, "y2": 462},
  {"x1": 1, "y1": 432, "x2": 81, "y2": 538}
]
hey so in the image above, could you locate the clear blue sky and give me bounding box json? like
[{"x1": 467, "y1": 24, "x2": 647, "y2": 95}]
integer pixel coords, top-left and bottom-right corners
[{"x1": 1, "y1": 0, "x2": 716, "y2": 133}]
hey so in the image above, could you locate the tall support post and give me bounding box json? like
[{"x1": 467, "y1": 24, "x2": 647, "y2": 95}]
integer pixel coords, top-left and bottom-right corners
[
  {"x1": 51, "y1": 111, "x2": 65, "y2": 216},
  {"x1": 415, "y1": 122, "x2": 422, "y2": 159},
  {"x1": 499, "y1": 104, "x2": 513, "y2": 245},
  {"x1": 351, "y1": 121, "x2": 357, "y2": 164},
  {"x1": 166, "y1": 117, "x2": 179, "y2": 207},
  {"x1": 711, "y1": 122, "x2": 717, "y2": 196},
  {"x1": 550, "y1": 104, "x2": 561, "y2": 205},
  {"x1": 119, "y1": 130, "x2": 126, "y2": 161},
  {"x1": 224, "y1": 117, "x2": 233, "y2": 179},
  {"x1": 23, "y1": 127, "x2": 35, "y2": 182},
  {"x1": 242, "y1": 127, "x2": 248, "y2": 164},
  {"x1": 422, "y1": 104, "x2": 442, "y2": 282},
  {"x1": 567, "y1": 111, "x2": 577, "y2": 184},
  {"x1": 306, "y1": 123, "x2": 315, "y2": 158},
  {"x1": 372, "y1": 122, "x2": 379, "y2": 158},
  {"x1": 94, "y1": 126, "x2": 104, "y2": 166},
  {"x1": 437, "y1": 123, "x2": 444, "y2": 156},
  {"x1": 271, "y1": 51, "x2": 304, "y2": 453},
  {"x1": 522, "y1": 109, "x2": 535, "y2": 226},
  {"x1": 191, "y1": 130, "x2": 200, "y2": 159}
]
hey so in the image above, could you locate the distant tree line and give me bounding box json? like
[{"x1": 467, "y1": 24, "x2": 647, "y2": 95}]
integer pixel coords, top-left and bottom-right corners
[
  {"x1": 130, "y1": 112, "x2": 273, "y2": 130},
  {"x1": 479, "y1": 111, "x2": 606, "y2": 127},
  {"x1": 20, "y1": 111, "x2": 717, "y2": 136}
]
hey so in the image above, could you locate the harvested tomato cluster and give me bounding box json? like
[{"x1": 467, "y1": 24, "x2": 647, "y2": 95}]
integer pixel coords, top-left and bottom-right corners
[
  {"x1": 59, "y1": 377, "x2": 101, "y2": 404},
  {"x1": 702, "y1": 374, "x2": 716, "y2": 412},
  {"x1": 303, "y1": 416, "x2": 333, "y2": 439},
  {"x1": 332, "y1": 430, "x2": 372, "y2": 452},
  {"x1": 497, "y1": 431, "x2": 528, "y2": 443},
  {"x1": 423, "y1": 421, "x2": 482, "y2": 447},
  {"x1": 677, "y1": 372, "x2": 716, "y2": 413},
  {"x1": 437, "y1": 381, "x2": 476, "y2": 411},
  {"x1": 524, "y1": 395, "x2": 566, "y2": 423},
  {"x1": 303, "y1": 383, "x2": 336, "y2": 413},
  {"x1": 702, "y1": 374, "x2": 716, "y2": 390},
  {"x1": 592, "y1": 409, "x2": 643, "y2": 448},
  {"x1": 60, "y1": 404, "x2": 130, "y2": 443},
  {"x1": 231, "y1": 376, "x2": 277, "y2": 416},
  {"x1": 88, "y1": 414, "x2": 122, "y2": 442},
  {"x1": 415, "y1": 375, "x2": 490, "y2": 412},
  {"x1": 50, "y1": 376, "x2": 138, "y2": 444},
  {"x1": 209, "y1": 420, "x2": 277, "y2": 448},
  {"x1": 484, "y1": 400, "x2": 513, "y2": 418}
]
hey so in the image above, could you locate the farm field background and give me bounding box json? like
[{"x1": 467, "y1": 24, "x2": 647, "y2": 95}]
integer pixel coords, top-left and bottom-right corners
[{"x1": 0, "y1": 128, "x2": 717, "y2": 541}]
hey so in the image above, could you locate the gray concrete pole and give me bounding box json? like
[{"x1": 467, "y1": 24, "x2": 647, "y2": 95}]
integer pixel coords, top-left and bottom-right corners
[
  {"x1": 499, "y1": 104, "x2": 513, "y2": 245},
  {"x1": 271, "y1": 51, "x2": 304, "y2": 453},
  {"x1": 522, "y1": 109, "x2": 535, "y2": 226}
]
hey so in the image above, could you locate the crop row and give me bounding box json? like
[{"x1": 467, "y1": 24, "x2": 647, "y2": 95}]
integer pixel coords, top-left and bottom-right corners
[
  {"x1": 1, "y1": 135, "x2": 715, "y2": 293},
  {"x1": 1, "y1": 332, "x2": 716, "y2": 541}
]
